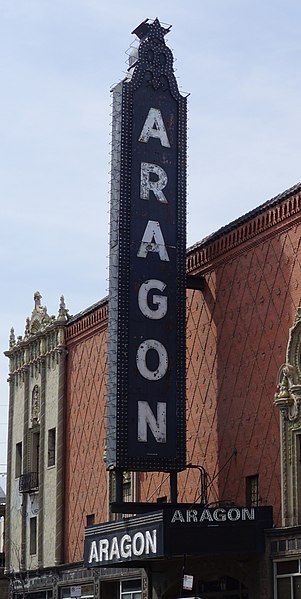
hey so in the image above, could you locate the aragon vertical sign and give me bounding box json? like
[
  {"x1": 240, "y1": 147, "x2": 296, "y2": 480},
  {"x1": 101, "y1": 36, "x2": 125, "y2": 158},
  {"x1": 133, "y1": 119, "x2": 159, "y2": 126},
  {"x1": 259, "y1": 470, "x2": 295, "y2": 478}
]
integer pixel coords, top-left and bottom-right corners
[{"x1": 107, "y1": 19, "x2": 186, "y2": 472}]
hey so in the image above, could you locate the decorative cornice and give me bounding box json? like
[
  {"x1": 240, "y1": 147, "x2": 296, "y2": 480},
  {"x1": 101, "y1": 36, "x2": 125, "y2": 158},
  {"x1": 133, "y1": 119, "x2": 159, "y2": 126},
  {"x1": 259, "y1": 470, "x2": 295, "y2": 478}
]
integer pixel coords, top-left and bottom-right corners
[
  {"x1": 187, "y1": 186, "x2": 301, "y2": 273},
  {"x1": 6, "y1": 292, "x2": 69, "y2": 358},
  {"x1": 66, "y1": 301, "x2": 108, "y2": 343}
]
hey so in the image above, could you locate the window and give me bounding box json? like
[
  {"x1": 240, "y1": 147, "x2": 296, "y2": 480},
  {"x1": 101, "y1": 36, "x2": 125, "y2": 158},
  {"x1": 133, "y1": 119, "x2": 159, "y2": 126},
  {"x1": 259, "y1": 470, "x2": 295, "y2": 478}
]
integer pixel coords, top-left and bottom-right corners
[
  {"x1": 30, "y1": 517, "x2": 37, "y2": 555},
  {"x1": 86, "y1": 513, "x2": 95, "y2": 527},
  {"x1": 48, "y1": 428, "x2": 56, "y2": 467},
  {"x1": 275, "y1": 559, "x2": 301, "y2": 598},
  {"x1": 15, "y1": 442, "x2": 22, "y2": 478},
  {"x1": 27, "y1": 592, "x2": 53, "y2": 599},
  {"x1": 120, "y1": 579, "x2": 141, "y2": 599},
  {"x1": 60, "y1": 584, "x2": 94, "y2": 598},
  {"x1": 246, "y1": 474, "x2": 259, "y2": 507},
  {"x1": 31, "y1": 431, "x2": 40, "y2": 480},
  {"x1": 108, "y1": 471, "x2": 135, "y2": 521}
]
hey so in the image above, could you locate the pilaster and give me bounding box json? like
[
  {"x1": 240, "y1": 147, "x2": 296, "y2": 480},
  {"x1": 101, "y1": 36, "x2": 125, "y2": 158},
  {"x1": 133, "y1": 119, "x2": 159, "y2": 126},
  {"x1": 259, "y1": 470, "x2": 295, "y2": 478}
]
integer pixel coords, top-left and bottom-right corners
[
  {"x1": 55, "y1": 345, "x2": 67, "y2": 565},
  {"x1": 4, "y1": 373, "x2": 15, "y2": 573}
]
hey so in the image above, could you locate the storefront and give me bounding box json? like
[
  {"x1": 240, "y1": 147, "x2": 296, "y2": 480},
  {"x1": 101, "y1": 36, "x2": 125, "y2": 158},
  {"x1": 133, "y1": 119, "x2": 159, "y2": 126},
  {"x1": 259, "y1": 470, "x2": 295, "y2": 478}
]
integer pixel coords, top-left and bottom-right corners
[{"x1": 10, "y1": 566, "x2": 144, "y2": 599}]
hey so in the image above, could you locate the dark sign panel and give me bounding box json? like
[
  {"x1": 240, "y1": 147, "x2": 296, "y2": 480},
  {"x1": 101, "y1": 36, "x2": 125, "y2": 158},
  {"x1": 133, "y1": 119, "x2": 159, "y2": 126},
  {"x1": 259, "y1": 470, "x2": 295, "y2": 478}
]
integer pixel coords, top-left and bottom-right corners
[
  {"x1": 165, "y1": 505, "x2": 273, "y2": 556},
  {"x1": 107, "y1": 19, "x2": 186, "y2": 471},
  {"x1": 84, "y1": 513, "x2": 163, "y2": 567},
  {"x1": 84, "y1": 506, "x2": 273, "y2": 567}
]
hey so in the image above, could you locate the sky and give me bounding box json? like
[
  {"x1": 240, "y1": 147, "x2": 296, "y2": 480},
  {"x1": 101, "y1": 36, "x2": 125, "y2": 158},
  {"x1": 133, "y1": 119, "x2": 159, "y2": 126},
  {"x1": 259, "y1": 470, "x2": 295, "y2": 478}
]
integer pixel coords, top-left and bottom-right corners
[{"x1": 1, "y1": 0, "x2": 301, "y2": 488}]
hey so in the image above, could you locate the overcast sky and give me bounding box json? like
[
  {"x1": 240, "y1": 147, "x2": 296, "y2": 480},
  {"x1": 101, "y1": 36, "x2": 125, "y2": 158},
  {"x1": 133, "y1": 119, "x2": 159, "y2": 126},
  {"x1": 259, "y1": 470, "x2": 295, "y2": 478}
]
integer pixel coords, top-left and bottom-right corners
[{"x1": 1, "y1": 0, "x2": 301, "y2": 487}]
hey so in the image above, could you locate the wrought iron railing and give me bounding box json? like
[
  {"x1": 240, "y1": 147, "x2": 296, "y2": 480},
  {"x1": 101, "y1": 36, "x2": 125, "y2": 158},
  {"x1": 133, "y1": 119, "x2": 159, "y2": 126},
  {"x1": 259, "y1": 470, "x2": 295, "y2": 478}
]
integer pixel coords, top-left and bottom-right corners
[{"x1": 19, "y1": 472, "x2": 38, "y2": 493}]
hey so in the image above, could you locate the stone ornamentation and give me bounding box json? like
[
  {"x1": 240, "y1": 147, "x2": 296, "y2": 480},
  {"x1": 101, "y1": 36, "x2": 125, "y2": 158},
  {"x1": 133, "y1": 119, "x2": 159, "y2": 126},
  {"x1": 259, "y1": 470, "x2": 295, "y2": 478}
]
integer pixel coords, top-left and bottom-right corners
[
  {"x1": 31, "y1": 385, "x2": 40, "y2": 424},
  {"x1": 275, "y1": 308, "x2": 301, "y2": 526}
]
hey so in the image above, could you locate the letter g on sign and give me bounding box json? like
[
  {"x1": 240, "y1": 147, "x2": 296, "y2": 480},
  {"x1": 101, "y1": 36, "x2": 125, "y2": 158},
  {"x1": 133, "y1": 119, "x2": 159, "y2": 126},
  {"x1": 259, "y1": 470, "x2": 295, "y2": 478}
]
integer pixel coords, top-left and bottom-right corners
[{"x1": 138, "y1": 280, "x2": 167, "y2": 320}]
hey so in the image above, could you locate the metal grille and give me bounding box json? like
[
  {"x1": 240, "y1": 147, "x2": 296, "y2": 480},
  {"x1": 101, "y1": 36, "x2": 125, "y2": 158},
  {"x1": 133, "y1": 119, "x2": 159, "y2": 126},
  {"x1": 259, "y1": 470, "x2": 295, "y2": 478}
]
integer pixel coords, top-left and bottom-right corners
[{"x1": 19, "y1": 472, "x2": 38, "y2": 493}]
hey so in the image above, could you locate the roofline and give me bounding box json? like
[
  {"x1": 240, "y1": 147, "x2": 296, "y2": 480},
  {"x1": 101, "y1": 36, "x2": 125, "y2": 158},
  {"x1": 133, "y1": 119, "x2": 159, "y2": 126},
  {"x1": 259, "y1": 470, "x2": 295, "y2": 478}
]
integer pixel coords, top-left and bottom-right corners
[
  {"x1": 67, "y1": 296, "x2": 108, "y2": 325},
  {"x1": 67, "y1": 182, "x2": 301, "y2": 326},
  {"x1": 187, "y1": 182, "x2": 301, "y2": 255}
]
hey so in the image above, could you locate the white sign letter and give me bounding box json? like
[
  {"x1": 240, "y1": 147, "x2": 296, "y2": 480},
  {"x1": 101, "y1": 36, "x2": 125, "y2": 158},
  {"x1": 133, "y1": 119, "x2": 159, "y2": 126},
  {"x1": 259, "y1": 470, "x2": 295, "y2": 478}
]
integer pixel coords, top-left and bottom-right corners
[
  {"x1": 98, "y1": 539, "x2": 109, "y2": 562},
  {"x1": 138, "y1": 401, "x2": 166, "y2": 442},
  {"x1": 120, "y1": 534, "x2": 132, "y2": 558},
  {"x1": 138, "y1": 280, "x2": 167, "y2": 320},
  {"x1": 145, "y1": 530, "x2": 157, "y2": 555},
  {"x1": 136, "y1": 339, "x2": 168, "y2": 380},
  {"x1": 137, "y1": 220, "x2": 169, "y2": 261},
  {"x1": 140, "y1": 162, "x2": 168, "y2": 203},
  {"x1": 171, "y1": 510, "x2": 185, "y2": 523},
  {"x1": 109, "y1": 537, "x2": 120, "y2": 561},
  {"x1": 132, "y1": 532, "x2": 145, "y2": 556},
  {"x1": 139, "y1": 108, "x2": 170, "y2": 147},
  {"x1": 88, "y1": 541, "x2": 99, "y2": 563}
]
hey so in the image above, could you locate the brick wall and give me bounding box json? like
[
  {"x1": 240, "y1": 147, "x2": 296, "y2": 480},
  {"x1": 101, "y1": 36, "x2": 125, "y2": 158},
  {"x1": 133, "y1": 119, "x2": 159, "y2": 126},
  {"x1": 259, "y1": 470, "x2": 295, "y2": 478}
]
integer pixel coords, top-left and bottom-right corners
[{"x1": 64, "y1": 186, "x2": 301, "y2": 562}]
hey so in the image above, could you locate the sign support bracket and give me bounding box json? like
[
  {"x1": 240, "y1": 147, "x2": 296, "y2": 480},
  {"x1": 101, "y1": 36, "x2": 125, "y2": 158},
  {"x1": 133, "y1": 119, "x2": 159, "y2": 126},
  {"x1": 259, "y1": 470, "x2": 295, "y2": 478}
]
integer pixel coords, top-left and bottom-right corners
[
  {"x1": 186, "y1": 274, "x2": 205, "y2": 291},
  {"x1": 170, "y1": 471, "x2": 178, "y2": 503},
  {"x1": 115, "y1": 469, "x2": 123, "y2": 503}
]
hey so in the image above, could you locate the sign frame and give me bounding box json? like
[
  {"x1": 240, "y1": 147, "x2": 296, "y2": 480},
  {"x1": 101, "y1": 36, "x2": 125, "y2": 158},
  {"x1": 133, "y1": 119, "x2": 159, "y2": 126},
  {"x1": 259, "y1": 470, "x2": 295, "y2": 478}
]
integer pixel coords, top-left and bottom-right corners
[{"x1": 107, "y1": 19, "x2": 187, "y2": 472}]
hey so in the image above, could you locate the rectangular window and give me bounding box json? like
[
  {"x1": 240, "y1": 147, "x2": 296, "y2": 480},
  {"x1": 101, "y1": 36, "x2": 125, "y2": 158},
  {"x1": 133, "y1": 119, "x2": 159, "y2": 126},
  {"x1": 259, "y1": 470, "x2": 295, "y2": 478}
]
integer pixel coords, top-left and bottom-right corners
[
  {"x1": 30, "y1": 517, "x2": 37, "y2": 555},
  {"x1": 246, "y1": 474, "x2": 259, "y2": 507},
  {"x1": 15, "y1": 442, "x2": 22, "y2": 478},
  {"x1": 120, "y1": 579, "x2": 141, "y2": 599},
  {"x1": 275, "y1": 559, "x2": 301, "y2": 598},
  {"x1": 32, "y1": 431, "x2": 40, "y2": 481},
  {"x1": 86, "y1": 514, "x2": 95, "y2": 527},
  {"x1": 48, "y1": 428, "x2": 56, "y2": 467},
  {"x1": 108, "y1": 472, "x2": 134, "y2": 521},
  {"x1": 60, "y1": 584, "x2": 94, "y2": 598}
]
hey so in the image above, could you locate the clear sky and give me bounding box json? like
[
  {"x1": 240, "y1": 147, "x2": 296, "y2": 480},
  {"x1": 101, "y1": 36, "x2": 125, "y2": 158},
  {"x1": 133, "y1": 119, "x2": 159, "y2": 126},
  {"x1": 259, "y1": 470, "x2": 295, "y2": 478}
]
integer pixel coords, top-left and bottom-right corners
[{"x1": 1, "y1": 0, "x2": 301, "y2": 488}]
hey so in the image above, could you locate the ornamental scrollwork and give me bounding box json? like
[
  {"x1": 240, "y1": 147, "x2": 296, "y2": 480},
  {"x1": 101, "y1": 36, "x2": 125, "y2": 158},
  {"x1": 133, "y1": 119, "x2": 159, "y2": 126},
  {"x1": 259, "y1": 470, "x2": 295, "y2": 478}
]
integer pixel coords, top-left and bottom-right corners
[
  {"x1": 274, "y1": 363, "x2": 301, "y2": 422},
  {"x1": 31, "y1": 384, "x2": 40, "y2": 424}
]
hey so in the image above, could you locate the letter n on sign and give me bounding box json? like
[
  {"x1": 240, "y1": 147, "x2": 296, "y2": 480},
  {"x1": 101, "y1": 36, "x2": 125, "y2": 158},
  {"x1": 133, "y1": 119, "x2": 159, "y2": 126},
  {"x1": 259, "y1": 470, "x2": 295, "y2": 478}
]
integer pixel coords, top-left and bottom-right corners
[{"x1": 107, "y1": 18, "x2": 187, "y2": 472}]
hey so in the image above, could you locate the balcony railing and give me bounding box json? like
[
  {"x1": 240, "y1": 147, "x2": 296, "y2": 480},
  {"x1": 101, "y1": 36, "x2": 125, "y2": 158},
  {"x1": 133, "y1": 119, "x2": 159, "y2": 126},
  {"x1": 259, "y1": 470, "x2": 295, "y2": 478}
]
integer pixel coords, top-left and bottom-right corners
[{"x1": 19, "y1": 472, "x2": 38, "y2": 493}]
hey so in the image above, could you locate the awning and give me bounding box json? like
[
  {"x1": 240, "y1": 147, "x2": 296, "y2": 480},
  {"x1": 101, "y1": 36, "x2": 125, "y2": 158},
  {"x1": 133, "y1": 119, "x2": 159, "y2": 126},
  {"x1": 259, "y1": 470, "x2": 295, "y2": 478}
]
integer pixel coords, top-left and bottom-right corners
[{"x1": 84, "y1": 505, "x2": 273, "y2": 568}]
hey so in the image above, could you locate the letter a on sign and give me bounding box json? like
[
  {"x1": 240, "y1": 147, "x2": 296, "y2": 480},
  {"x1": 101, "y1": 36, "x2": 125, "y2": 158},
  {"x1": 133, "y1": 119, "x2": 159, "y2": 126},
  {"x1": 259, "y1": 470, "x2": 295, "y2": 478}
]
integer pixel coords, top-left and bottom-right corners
[
  {"x1": 139, "y1": 108, "x2": 170, "y2": 147},
  {"x1": 137, "y1": 220, "x2": 170, "y2": 261}
]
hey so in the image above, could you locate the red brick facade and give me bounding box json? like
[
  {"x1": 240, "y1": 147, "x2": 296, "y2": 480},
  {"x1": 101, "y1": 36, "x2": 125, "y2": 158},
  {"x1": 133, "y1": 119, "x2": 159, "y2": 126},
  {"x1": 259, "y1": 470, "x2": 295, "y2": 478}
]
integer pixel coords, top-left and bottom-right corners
[
  {"x1": 64, "y1": 301, "x2": 108, "y2": 563},
  {"x1": 64, "y1": 184, "x2": 301, "y2": 563}
]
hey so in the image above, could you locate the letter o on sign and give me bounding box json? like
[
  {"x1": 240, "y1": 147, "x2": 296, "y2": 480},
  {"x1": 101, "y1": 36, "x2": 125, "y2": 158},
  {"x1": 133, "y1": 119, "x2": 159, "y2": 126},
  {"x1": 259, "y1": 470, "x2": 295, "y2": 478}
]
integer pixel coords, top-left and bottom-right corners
[
  {"x1": 228, "y1": 508, "x2": 241, "y2": 521},
  {"x1": 132, "y1": 532, "x2": 145, "y2": 556},
  {"x1": 136, "y1": 339, "x2": 168, "y2": 380}
]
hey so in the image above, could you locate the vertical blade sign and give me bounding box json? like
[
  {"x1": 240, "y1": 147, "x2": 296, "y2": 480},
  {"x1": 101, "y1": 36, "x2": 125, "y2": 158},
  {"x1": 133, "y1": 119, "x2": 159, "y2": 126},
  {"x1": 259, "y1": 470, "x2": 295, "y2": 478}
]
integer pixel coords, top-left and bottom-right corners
[{"x1": 107, "y1": 19, "x2": 186, "y2": 472}]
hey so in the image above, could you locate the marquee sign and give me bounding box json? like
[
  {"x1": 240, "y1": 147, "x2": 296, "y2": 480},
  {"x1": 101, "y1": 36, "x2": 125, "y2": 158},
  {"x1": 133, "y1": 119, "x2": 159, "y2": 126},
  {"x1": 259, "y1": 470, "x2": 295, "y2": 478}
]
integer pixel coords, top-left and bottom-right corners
[
  {"x1": 107, "y1": 19, "x2": 186, "y2": 471},
  {"x1": 84, "y1": 507, "x2": 273, "y2": 567},
  {"x1": 84, "y1": 513, "x2": 163, "y2": 566}
]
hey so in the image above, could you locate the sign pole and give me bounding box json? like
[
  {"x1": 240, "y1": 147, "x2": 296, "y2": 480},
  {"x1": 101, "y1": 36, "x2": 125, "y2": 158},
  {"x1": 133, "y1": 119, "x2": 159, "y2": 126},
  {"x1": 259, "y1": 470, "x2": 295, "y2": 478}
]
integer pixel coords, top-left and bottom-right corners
[{"x1": 170, "y1": 472, "x2": 178, "y2": 503}]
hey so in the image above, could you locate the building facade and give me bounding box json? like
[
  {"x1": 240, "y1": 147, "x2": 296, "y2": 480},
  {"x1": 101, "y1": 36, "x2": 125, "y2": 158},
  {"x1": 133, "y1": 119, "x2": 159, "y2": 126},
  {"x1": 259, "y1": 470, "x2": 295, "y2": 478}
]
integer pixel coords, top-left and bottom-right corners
[
  {"x1": 5, "y1": 183, "x2": 301, "y2": 598},
  {"x1": 5, "y1": 293, "x2": 68, "y2": 596},
  {"x1": 0, "y1": 487, "x2": 9, "y2": 599}
]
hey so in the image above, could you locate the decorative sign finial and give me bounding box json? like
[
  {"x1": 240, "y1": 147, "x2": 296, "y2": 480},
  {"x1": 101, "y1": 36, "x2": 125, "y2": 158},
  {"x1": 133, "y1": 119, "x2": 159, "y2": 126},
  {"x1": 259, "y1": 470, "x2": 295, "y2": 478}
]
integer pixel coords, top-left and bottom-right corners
[{"x1": 132, "y1": 17, "x2": 171, "y2": 41}]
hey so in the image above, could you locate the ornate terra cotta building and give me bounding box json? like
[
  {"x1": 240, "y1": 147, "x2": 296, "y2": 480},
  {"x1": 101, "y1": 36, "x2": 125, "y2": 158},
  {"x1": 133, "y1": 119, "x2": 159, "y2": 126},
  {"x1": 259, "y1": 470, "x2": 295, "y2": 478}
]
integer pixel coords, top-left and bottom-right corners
[
  {"x1": 62, "y1": 182, "x2": 301, "y2": 598},
  {"x1": 6, "y1": 182, "x2": 301, "y2": 599}
]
